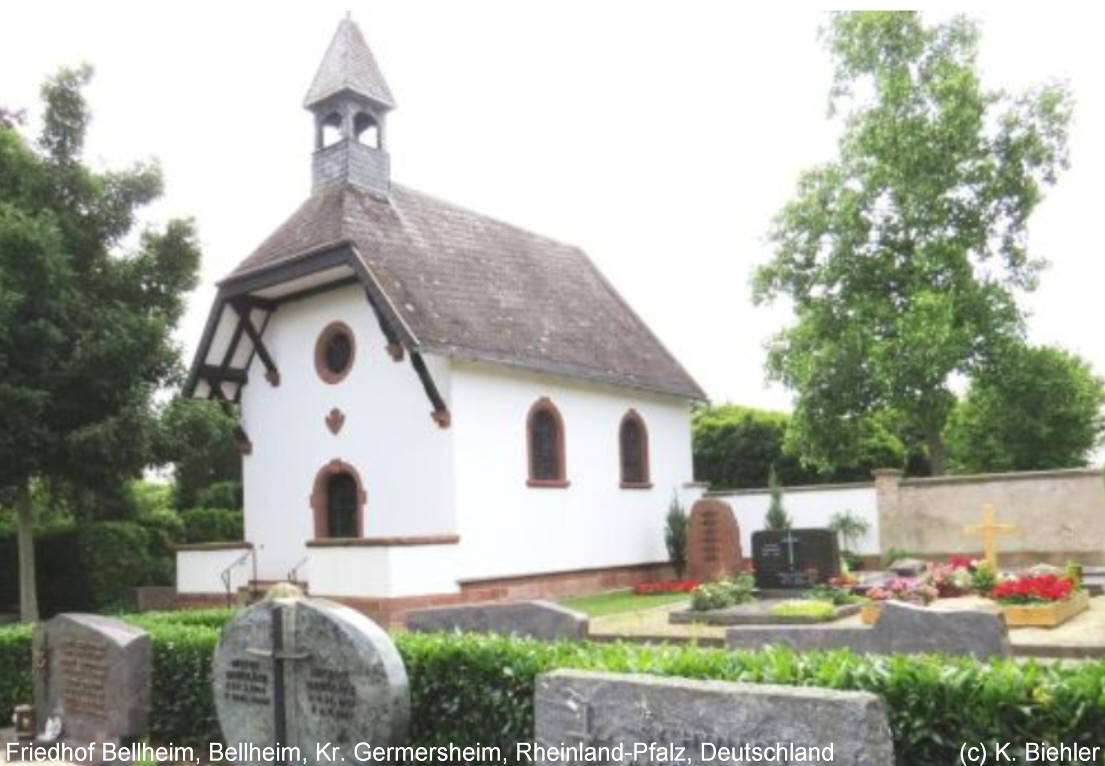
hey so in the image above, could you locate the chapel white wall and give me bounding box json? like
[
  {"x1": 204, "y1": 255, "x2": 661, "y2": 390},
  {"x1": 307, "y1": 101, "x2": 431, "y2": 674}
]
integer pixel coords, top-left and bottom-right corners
[
  {"x1": 707, "y1": 485, "x2": 880, "y2": 556},
  {"x1": 238, "y1": 284, "x2": 455, "y2": 582},
  {"x1": 448, "y1": 360, "x2": 696, "y2": 582}
]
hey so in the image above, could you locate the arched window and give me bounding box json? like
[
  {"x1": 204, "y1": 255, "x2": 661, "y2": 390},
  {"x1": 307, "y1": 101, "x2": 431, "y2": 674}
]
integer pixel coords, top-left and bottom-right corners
[
  {"x1": 319, "y1": 111, "x2": 342, "y2": 149},
  {"x1": 526, "y1": 397, "x2": 568, "y2": 487},
  {"x1": 310, "y1": 459, "x2": 366, "y2": 538},
  {"x1": 619, "y1": 409, "x2": 651, "y2": 488}
]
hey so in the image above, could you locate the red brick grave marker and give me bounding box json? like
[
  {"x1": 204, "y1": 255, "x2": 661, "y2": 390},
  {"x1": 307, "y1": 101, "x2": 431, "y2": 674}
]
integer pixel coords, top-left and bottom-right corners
[{"x1": 685, "y1": 498, "x2": 742, "y2": 582}]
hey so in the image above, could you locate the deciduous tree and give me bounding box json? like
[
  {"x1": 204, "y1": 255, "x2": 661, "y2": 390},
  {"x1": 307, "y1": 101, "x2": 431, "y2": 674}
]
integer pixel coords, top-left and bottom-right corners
[
  {"x1": 753, "y1": 12, "x2": 1071, "y2": 474},
  {"x1": 0, "y1": 66, "x2": 199, "y2": 621}
]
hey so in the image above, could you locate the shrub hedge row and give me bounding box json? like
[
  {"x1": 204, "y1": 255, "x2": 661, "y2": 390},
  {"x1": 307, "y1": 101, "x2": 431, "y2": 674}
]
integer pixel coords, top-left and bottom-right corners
[{"x1": 2, "y1": 616, "x2": 1104, "y2": 765}]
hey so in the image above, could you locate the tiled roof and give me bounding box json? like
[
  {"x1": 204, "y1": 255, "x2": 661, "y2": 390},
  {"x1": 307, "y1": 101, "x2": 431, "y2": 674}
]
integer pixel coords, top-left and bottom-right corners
[{"x1": 227, "y1": 183, "x2": 705, "y2": 400}]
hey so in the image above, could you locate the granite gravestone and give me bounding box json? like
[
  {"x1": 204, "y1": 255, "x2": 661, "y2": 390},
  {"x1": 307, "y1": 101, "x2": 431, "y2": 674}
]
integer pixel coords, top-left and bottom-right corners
[
  {"x1": 752, "y1": 528, "x2": 840, "y2": 590},
  {"x1": 33, "y1": 614, "x2": 151, "y2": 745},
  {"x1": 214, "y1": 594, "x2": 408, "y2": 765},
  {"x1": 726, "y1": 601, "x2": 1010, "y2": 659},
  {"x1": 685, "y1": 499, "x2": 742, "y2": 582},
  {"x1": 405, "y1": 600, "x2": 588, "y2": 640},
  {"x1": 535, "y1": 669, "x2": 895, "y2": 766}
]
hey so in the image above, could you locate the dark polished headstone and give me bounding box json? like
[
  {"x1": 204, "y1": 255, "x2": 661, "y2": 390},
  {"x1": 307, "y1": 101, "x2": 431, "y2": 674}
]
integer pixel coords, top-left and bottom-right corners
[
  {"x1": 213, "y1": 594, "x2": 409, "y2": 765},
  {"x1": 752, "y1": 528, "x2": 840, "y2": 590}
]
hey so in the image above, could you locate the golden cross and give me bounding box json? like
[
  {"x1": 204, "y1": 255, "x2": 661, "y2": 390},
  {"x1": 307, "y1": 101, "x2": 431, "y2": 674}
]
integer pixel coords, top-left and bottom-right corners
[{"x1": 964, "y1": 503, "x2": 1018, "y2": 571}]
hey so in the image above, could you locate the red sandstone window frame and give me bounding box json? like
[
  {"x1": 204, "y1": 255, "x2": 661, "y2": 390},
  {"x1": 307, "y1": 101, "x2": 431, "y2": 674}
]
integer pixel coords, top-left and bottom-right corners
[
  {"x1": 618, "y1": 409, "x2": 652, "y2": 489},
  {"x1": 309, "y1": 459, "x2": 367, "y2": 538},
  {"x1": 314, "y1": 321, "x2": 356, "y2": 384},
  {"x1": 526, "y1": 397, "x2": 569, "y2": 488}
]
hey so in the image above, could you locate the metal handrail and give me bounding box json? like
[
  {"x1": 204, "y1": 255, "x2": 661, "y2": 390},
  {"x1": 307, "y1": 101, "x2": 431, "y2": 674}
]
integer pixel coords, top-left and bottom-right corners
[
  {"x1": 287, "y1": 557, "x2": 309, "y2": 585},
  {"x1": 219, "y1": 547, "x2": 257, "y2": 608}
]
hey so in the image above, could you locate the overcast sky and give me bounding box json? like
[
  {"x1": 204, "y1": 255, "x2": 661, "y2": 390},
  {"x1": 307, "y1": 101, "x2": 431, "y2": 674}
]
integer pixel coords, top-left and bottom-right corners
[{"x1": 2, "y1": 3, "x2": 1103, "y2": 412}]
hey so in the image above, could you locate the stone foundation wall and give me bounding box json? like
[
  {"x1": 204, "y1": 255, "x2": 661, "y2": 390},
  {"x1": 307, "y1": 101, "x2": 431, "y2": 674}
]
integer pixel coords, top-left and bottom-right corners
[
  {"x1": 875, "y1": 468, "x2": 1105, "y2": 565},
  {"x1": 174, "y1": 560, "x2": 673, "y2": 627}
]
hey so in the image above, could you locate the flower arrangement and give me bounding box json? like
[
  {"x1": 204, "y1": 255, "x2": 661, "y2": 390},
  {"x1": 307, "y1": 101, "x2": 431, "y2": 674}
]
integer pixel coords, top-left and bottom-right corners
[
  {"x1": 865, "y1": 577, "x2": 938, "y2": 606},
  {"x1": 990, "y1": 573, "x2": 1074, "y2": 605},
  {"x1": 924, "y1": 562, "x2": 974, "y2": 597},
  {"x1": 633, "y1": 580, "x2": 699, "y2": 595},
  {"x1": 690, "y1": 574, "x2": 755, "y2": 611}
]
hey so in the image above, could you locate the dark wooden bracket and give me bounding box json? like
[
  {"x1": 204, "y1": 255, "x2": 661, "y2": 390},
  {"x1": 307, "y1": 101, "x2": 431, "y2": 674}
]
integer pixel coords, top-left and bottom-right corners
[{"x1": 230, "y1": 298, "x2": 280, "y2": 386}]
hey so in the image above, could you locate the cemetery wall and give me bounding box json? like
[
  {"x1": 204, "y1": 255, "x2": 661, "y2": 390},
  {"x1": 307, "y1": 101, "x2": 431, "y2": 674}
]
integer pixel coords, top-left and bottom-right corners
[
  {"x1": 449, "y1": 359, "x2": 699, "y2": 582},
  {"x1": 877, "y1": 467, "x2": 1105, "y2": 565},
  {"x1": 708, "y1": 483, "x2": 879, "y2": 556},
  {"x1": 238, "y1": 284, "x2": 457, "y2": 583}
]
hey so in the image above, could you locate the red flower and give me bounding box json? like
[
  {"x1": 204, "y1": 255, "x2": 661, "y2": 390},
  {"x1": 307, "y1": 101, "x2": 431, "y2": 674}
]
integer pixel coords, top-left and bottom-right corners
[
  {"x1": 991, "y1": 573, "x2": 1073, "y2": 604},
  {"x1": 633, "y1": 580, "x2": 700, "y2": 594},
  {"x1": 949, "y1": 556, "x2": 973, "y2": 570}
]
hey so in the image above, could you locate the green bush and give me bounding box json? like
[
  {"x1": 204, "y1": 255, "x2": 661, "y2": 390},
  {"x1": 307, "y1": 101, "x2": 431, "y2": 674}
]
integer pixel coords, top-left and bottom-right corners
[
  {"x1": 78, "y1": 522, "x2": 154, "y2": 610},
  {"x1": 180, "y1": 508, "x2": 243, "y2": 543},
  {"x1": 804, "y1": 583, "x2": 864, "y2": 605},
  {"x1": 5, "y1": 617, "x2": 1105, "y2": 765},
  {"x1": 0, "y1": 623, "x2": 32, "y2": 725},
  {"x1": 770, "y1": 600, "x2": 836, "y2": 620},
  {"x1": 193, "y1": 481, "x2": 243, "y2": 511},
  {"x1": 690, "y1": 574, "x2": 755, "y2": 611}
]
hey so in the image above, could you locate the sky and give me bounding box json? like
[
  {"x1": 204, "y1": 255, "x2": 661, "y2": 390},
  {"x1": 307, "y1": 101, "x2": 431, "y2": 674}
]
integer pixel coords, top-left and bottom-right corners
[{"x1": 2, "y1": 2, "x2": 1103, "y2": 414}]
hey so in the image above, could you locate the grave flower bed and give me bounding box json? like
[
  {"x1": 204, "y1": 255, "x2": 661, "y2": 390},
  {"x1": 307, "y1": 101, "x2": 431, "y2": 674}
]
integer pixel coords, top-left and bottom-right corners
[
  {"x1": 924, "y1": 561, "x2": 974, "y2": 598},
  {"x1": 861, "y1": 578, "x2": 938, "y2": 625},
  {"x1": 633, "y1": 579, "x2": 699, "y2": 595},
  {"x1": 990, "y1": 572, "x2": 1088, "y2": 627}
]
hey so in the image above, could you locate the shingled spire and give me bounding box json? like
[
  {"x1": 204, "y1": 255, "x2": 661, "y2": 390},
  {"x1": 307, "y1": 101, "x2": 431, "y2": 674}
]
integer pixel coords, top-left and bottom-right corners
[{"x1": 306, "y1": 15, "x2": 395, "y2": 197}]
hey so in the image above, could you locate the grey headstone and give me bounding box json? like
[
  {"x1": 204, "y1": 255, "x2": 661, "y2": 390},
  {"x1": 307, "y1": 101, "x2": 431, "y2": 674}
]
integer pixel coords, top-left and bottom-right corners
[
  {"x1": 404, "y1": 600, "x2": 588, "y2": 640},
  {"x1": 888, "y1": 558, "x2": 927, "y2": 577},
  {"x1": 726, "y1": 601, "x2": 1009, "y2": 659},
  {"x1": 34, "y1": 613, "x2": 151, "y2": 744},
  {"x1": 535, "y1": 669, "x2": 895, "y2": 766},
  {"x1": 214, "y1": 596, "x2": 408, "y2": 765}
]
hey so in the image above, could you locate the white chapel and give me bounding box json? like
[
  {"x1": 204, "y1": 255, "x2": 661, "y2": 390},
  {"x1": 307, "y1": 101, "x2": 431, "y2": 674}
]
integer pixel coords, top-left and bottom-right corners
[{"x1": 177, "y1": 16, "x2": 705, "y2": 623}]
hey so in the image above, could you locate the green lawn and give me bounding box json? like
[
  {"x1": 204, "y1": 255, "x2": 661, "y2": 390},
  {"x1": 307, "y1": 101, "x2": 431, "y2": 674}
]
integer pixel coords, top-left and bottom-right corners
[{"x1": 559, "y1": 588, "x2": 689, "y2": 617}]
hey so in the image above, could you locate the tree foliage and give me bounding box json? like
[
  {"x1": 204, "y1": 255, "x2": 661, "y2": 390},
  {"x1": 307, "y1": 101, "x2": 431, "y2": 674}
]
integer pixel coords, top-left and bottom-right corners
[
  {"x1": 764, "y1": 468, "x2": 791, "y2": 531},
  {"x1": 753, "y1": 12, "x2": 1071, "y2": 475},
  {"x1": 945, "y1": 344, "x2": 1105, "y2": 473},
  {"x1": 692, "y1": 404, "x2": 912, "y2": 489},
  {"x1": 156, "y1": 399, "x2": 242, "y2": 509},
  {"x1": 663, "y1": 493, "x2": 688, "y2": 578},
  {"x1": 0, "y1": 65, "x2": 200, "y2": 619}
]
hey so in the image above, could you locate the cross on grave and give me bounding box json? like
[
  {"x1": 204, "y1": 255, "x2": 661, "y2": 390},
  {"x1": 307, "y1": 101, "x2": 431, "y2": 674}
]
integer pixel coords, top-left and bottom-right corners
[
  {"x1": 781, "y1": 532, "x2": 800, "y2": 568},
  {"x1": 245, "y1": 604, "x2": 311, "y2": 764},
  {"x1": 964, "y1": 503, "x2": 1018, "y2": 571}
]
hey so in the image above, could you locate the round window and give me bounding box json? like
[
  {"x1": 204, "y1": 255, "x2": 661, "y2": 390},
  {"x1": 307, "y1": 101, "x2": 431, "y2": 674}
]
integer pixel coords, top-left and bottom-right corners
[{"x1": 315, "y1": 322, "x2": 356, "y2": 383}]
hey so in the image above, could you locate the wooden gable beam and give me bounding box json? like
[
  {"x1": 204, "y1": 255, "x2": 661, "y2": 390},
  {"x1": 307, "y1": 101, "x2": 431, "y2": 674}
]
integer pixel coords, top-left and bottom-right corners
[
  {"x1": 230, "y1": 298, "x2": 280, "y2": 386},
  {"x1": 200, "y1": 365, "x2": 248, "y2": 385}
]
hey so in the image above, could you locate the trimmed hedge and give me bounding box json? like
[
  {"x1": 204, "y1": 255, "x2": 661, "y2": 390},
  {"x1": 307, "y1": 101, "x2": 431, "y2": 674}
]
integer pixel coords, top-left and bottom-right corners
[{"x1": 2, "y1": 617, "x2": 1105, "y2": 765}]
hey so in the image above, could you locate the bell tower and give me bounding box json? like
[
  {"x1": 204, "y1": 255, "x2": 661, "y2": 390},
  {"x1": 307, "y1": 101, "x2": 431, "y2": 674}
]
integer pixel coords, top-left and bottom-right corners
[{"x1": 304, "y1": 15, "x2": 395, "y2": 197}]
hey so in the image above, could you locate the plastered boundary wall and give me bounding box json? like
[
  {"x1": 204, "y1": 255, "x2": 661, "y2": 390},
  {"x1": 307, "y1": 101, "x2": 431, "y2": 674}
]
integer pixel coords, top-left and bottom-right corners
[
  {"x1": 708, "y1": 467, "x2": 1105, "y2": 565},
  {"x1": 875, "y1": 467, "x2": 1105, "y2": 566}
]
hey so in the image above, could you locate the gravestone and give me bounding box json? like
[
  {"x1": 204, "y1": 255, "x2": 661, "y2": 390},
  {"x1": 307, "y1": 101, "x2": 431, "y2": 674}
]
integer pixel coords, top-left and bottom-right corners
[
  {"x1": 33, "y1": 613, "x2": 151, "y2": 746},
  {"x1": 405, "y1": 600, "x2": 588, "y2": 639},
  {"x1": 752, "y1": 528, "x2": 840, "y2": 590},
  {"x1": 685, "y1": 499, "x2": 742, "y2": 582},
  {"x1": 214, "y1": 593, "x2": 408, "y2": 765},
  {"x1": 535, "y1": 669, "x2": 894, "y2": 766},
  {"x1": 726, "y1": 601, "x2": 1010, "y2": 659}
]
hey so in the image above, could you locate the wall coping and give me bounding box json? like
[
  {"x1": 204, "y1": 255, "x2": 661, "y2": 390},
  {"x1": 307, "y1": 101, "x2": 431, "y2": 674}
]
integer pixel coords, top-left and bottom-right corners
[
  {"x1": 706, "y1": 480, "x2": 873, "y2": 497},
  {"x1": 306, "y1": 534, "x2": 460, "y2": 548},
  {"x1": 900, "y1": 467, "x2": 1103, "y2": 488},
  {"x1": 175, "y1": 541, "x2": 253, "y2": 552}
]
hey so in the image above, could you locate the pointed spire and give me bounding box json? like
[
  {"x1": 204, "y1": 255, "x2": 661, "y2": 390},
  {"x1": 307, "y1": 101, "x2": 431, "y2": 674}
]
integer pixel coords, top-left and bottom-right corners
[{"x1": 304, "y1": 16, "x2": 395, "y2": 110}]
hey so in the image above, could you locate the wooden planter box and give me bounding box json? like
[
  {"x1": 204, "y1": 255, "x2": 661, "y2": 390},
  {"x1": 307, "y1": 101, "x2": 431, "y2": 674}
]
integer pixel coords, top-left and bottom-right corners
[
  {"x1": 1000, "y1": 590, "x2": 1090, "y2": 628},
  {"x1": 860, "y1": 603, "x2": 882, "y2": 625}
]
